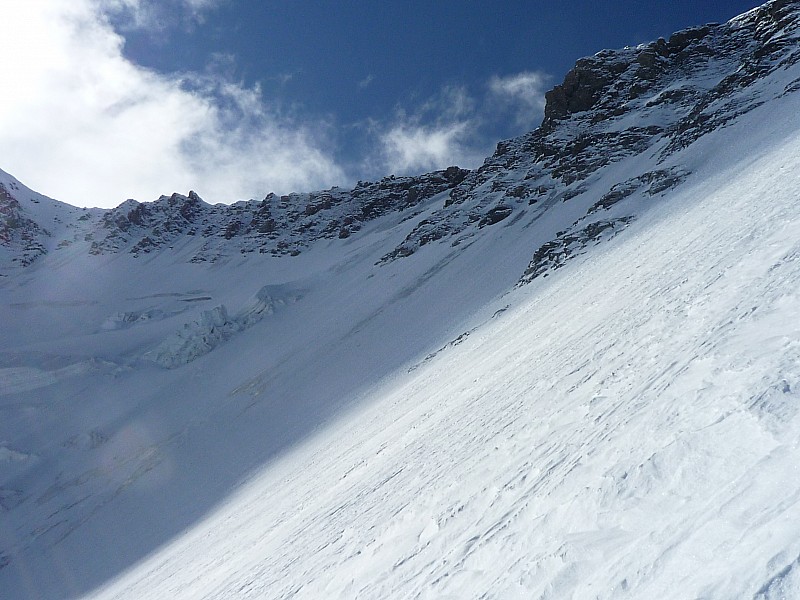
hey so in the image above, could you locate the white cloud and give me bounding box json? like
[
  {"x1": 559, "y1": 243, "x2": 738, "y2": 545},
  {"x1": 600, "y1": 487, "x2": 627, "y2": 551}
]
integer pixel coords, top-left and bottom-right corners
[
  {"x1": 488, "y1": 71, "x2": 549, "y2": 128},
  {"x1": 375, "y1": 86, "x2": 486, "y2": 176},
  {"x1": 0, "y1": 0, "x2": 344, "y2": 207},
  {"x1": 381, "y1": 122, "x2": 471, "y2": 173},
  {"x1": 373, "y1": 75, "x2": 551, "y2": 177},
  {"x1": 420, "y1": 85, "x2": 476, "y2": 122}
]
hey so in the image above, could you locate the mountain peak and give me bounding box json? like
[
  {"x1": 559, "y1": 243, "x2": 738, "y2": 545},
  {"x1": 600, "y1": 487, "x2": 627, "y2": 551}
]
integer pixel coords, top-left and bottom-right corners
[{"x1": 543, "y1": 0, "x2": 798, "y2": 125}]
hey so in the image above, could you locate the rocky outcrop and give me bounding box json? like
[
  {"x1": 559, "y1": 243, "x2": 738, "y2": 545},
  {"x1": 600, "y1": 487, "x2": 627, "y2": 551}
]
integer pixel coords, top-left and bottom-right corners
[
  {"x1": 72, "y1": 167, "x2": 470, "y2": 262},
  {"x1": 517, "y1": 217, "x2": 635, "y2": 285},
  {"x1": 379, "y1": 0, "x2": 799, "y2": 269},
  {"x1": 0, "y1": 183, "x2": 49, "y2": 268},
  {"x1": 588, "y1": 167, "x2": 691, "y2": 214}
]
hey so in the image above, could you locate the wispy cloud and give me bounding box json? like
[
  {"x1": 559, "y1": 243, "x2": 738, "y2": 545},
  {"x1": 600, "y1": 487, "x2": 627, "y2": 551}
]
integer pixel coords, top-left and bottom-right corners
[
  {"x1": 358, "y1": 74, "x2": 374, "y2": 90},
  {"x1": 380, "y1": 122, "x2": 471, "y2": 173},
  {"x1": 419, "y1": 85, "x2": 476, "y2": 122},
  {"x1": 372, "y1": 74, "x2": 550, "y2": 177},
  {"x1": 488, "y1": 71, "x2": 549, "y2": 129},
  {"x1": 0, "y1": 0, "x2": 344, "y2": 207},
  {"x1": 99, "y1": 0, "x2": 227, "y2": 30},
  {"x1": 371, "y1": 86, "x2": 486, "y2": 176}
]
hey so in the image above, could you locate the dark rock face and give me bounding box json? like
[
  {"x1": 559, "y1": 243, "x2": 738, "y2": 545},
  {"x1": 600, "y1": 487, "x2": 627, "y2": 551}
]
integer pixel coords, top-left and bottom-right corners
[
  {"x1": 0, "y1": 183, "x2": 49, "y2": 267},
  {"x1": 544, "y1": 54, "x2": 630, "y2": 120},
  {"x1": 478, "y1": 206, "x2": 514, "y2": 228},
  {"x1": 77, "y1": 167, "x2": 471, "y2": 261},
  {"x1": 517, "y1": 217, "x2": 636, "y2": 285}
]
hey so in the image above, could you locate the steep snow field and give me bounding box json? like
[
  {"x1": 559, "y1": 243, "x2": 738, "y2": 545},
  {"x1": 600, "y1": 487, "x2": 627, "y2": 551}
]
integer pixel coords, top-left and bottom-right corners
[
  {"x1": 2, "y1": 4, "x2": 800, "y2": 596},
  {"x1": 76, "y1": 93, "x2": 800, "y2": 597},
  {"x1": 0, "y1": 193, "x2": 536, "y2": 597}
]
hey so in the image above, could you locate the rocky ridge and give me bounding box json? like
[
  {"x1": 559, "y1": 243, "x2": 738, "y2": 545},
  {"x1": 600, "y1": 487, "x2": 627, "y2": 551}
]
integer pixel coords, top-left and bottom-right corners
[
  {"x1": 0, "y1": 182, "x2": 52, "y2": 269},
  {"x1": 83, "y1": 166, "x2": 470, "y2": 262},
  {"x1": 389, "y1": 0, "x2": 800, "y2": 278},
  {"x1": 0, "y1": 0, "x2": 798, "y2": 282}
]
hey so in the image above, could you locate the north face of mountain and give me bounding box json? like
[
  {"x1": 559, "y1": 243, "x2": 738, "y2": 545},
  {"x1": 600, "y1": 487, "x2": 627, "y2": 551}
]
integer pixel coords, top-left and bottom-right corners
[{"x1": 2, "y1": 2, "x2": 799, "y2": 282}]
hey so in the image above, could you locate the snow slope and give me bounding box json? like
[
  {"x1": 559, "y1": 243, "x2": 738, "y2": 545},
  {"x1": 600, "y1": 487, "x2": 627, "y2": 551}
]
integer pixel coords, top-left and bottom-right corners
[
  {"x1": 88, "y1": 90, "x2": 800, "y2": 599},
  {"x1": 1, "y1": 1, "x2": 800, "y2": 598},
  {"x1": 0, "y1": 169, "x2": 541, "y2": 599}
]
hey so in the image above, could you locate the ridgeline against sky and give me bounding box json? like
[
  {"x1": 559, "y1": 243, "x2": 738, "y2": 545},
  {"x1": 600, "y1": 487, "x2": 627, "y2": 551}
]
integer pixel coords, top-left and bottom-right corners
[{"x1": 2, "y1": 0, "x2": 760, "y2": 208}]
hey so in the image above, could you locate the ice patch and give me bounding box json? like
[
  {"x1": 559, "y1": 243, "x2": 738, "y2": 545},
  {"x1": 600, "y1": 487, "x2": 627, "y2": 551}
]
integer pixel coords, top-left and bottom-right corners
[
  {"x1": 146, "y1": 285, "x2": 302, "y2": 368},
  {"x1": 63, "y1": 429, "x2": 109, "y2": 450},
  {"x1": 0, "y1": 488, "x2": 24, "y2": 511}
]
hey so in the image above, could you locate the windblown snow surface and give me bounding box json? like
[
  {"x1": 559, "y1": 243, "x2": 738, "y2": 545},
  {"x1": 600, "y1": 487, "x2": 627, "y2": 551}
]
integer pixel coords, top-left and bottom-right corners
[
  {"x1": 3, "y1": 14, "x2": 800, "y2": 600},
  {"x1": 82, "y1": 102, "x2": 800, "y2": 599}
]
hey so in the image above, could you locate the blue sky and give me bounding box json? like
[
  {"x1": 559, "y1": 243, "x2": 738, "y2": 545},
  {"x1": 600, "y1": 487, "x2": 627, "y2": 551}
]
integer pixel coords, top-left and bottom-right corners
[{"x1": 1, "y1": 1, "x2": 759, "y2": 207}]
